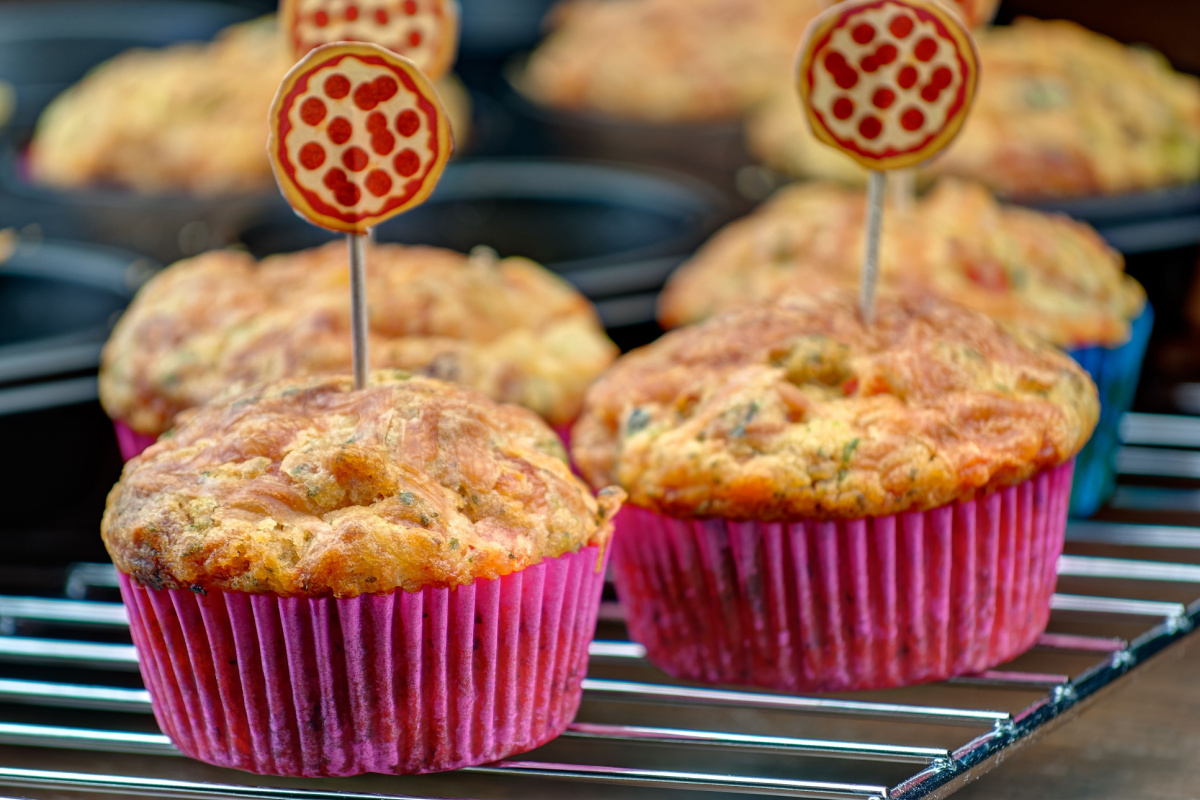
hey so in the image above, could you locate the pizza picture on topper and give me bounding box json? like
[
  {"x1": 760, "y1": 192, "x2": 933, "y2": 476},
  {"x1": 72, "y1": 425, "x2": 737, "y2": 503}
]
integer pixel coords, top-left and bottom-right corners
[
  {"x1": 796, "y1": 0, "x2": 979, "y2": 321},
  {"x1": 268, "y1": 41, "x2": 453, "y2": 389},
  {"x1": 828, "y1": 0, "x2": 999, "y2": 30},
  {"x1": 280, "y1": 0, "x2": 460, "y2": 80}
]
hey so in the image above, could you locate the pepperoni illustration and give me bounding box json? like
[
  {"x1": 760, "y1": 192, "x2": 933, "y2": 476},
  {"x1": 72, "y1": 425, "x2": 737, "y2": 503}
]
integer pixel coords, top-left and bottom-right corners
[
  {"x1": 859, "y1": 116, "x2": 882, "y2": 139},
  {"x1": 901, "y1": 107, "x2": 926, "y2": 131},
  {"x1": 354, "y1": 76, "x2": 398, "y2": 111},
  {"x1": 366, "y1": 169, "x2": 393, "y2": 197},
  {"x1": 300, "y1": 96, "x2": 327, "y2": 126},
  {"x1": 325, "y1": 74, "x2": 350, "y2": 99},
  {"x1": 796, "y1": 0, "x2": 979, "y2": 170},
  {"x1": 372, "y1": 130, "x2": 396, "y2": 155},
  {"x1": 889, "y1": 15, "x2": 913, "y2": 37},
  {"x1": 328, "y1": 117, "x2": 353, "y2": 145},
  {"x1": 342, "y1": 146, "x2": 369, "y2": 172},
  {"x1": 269, "y1": 42, "x2": 454, "y2": 234},
  {"x1": 299, "y1": 142, "x2": 326, "y2": 169},
  {"x1": 914, "y1": 37, "x2": 938, "y2": 62},
  {"x1": 280, "y1": 0, "x2": 460, "y2": 82},
  {"x1": 396, "y1": 109, "x2": 421, "y2": 137},
  {"x1": 394, "y1": 149, "x2": 421, "y2": 177}
]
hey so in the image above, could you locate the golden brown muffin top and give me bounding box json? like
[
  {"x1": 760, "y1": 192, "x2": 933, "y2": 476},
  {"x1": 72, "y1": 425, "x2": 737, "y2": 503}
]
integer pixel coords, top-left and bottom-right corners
[
  {"x1": 516, "y1": 0, "x2": 823, "y2": 123},
  {"x1": 28, "y1": 17, "x2": 470, "y2": 195},
  {"x1": 747, "y1": 19, "x2": 1200, "y2": 198},
  {"x1": 573, "y1": 291, "x2": 1097, "y2": 520},
  {"x1": 660, "y1": 180, "x2": 1145, "y2": 348},
  {"x1": 103, "y1": 374, "x2": 623, "y2": 596},
  {"x1": 99, "y1": 242, "x2": 617, "y2": 435}
]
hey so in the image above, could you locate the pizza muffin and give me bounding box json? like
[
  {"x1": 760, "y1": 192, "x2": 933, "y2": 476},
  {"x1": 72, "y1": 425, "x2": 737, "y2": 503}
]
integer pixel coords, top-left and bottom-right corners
[
  {"x1": 28, "y1": 17, "x2": 470, "y2": 196},
  {"x1": 748, "y1": 19, "x2": 1200, "y2": 198},
  {"x1": 515, "y1": 0, "x2": 824, "y2": 123},
  {"x1": 104, "y1": 372, "x2": 622, "y2": 776},
  {"x1": 659, "y1": 179, "x2": 1148, "y2": 516},
  {"x1": 101, "y1": 241, "x2": 617, "y2": 457},
  {"x1": 573, "y1": 290, "x2": 1097, "y2": 692}
]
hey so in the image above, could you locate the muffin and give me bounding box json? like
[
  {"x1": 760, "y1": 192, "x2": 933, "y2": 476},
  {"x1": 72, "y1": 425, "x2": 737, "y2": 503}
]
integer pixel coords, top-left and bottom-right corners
[
  {"x1": 573, "y1": 291, "x2": 1097, "y2": 692},
  {"x1": 660, "y1": 180, "x2": 1149, "y2": 516},
  {"x1": 516, "y1": 0, "x2": 823, "y2": 124},
  {"x1": 748, "y1": 19, "x2": 1200, "y2": 199},
  {"x1": 28, "y1": 16, "x2": 471, "y2": 196},
  {"x1": 101, "y1": 241, "x2": 617, "y2": 458},
  {"x1": 104, "y1": 372, "x2": 623, "y2": 776}
]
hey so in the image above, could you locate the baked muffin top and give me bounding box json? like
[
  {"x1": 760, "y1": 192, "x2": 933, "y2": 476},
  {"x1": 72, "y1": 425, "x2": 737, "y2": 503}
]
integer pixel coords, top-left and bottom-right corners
[
  {"x1": 747, "y1": 19, "x2": 1200, "y2": 198},
  {"x1": 103, "y1": 373, "x2": 623, "y2": 596},
  {"x1": 100, "y1": 242, "x2": 617, "y2": 434},
  {"x1": 28, "y1": 17, "x2": 470, "y2": 195},
  {"x1": 516, "y1": 0, "x2": 823, "y2": 123},
  {"x1": 660, "y1": 180, "x2": 1145, "y2": 348},
  {"x1": 573, "y1": 291, "x2": 1097, "y2": 520}
]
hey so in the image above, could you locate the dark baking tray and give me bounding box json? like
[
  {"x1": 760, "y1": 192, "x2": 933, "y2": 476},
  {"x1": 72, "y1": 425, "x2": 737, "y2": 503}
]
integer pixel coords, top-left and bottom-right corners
[
  {"x1": 0, "y1": 138, "x2": 285, "y2": 265},
  {"x1": 499, "y1": 73, "x2": 753, "y2": 201},
  {"x1": 1026, "y1": 183, "x2": 1200, "y2": 253},
  {"x1": 0, "y1": 238, "x2": 147, "y2": 564},
  {"x1": 237, "y1": 159, "x2": 731, "y2": 275},
  {"x1": 0, "y1": 0, "x2": 254, "y2": 134}
]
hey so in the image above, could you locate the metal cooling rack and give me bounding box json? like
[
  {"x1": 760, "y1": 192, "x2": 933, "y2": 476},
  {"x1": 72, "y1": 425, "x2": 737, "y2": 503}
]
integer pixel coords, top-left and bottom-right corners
[{"x1": 1, "y1": 413, "x2": 1200, "y2": 800}]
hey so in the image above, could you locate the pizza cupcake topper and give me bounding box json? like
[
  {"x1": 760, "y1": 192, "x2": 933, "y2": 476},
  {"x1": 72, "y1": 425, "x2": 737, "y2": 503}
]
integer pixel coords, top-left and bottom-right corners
[
  {"x1": 797, "y1": 0, "x2": 979, "y2": 322},
  {"x1": 281, "y1": 0, "x2": 461, "y2": 81},
  {"x1": 827, "y1": 0, "x2": 998, "y2": 29},
  {"x1": 269, "y1": 41, "x2": 453, "y2": 389}
]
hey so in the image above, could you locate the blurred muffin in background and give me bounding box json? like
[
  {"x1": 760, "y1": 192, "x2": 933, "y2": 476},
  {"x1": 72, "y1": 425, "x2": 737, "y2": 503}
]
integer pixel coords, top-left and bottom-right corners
[
  {"x1": 661, "y1": 180, "x2": 1144, "y2": 347},
  {"x1": 515, "y1": 0, "x2": 823, "y2": 123},
  {"x1": 748, "y1": 19, "x2": 1200, "y2": 198},
  {"x1": 101, "y1": 241, "x2": 617, "y2": 456},
  {"x1": 29, "y1": 17, "x2": 471, "y2": 196}
]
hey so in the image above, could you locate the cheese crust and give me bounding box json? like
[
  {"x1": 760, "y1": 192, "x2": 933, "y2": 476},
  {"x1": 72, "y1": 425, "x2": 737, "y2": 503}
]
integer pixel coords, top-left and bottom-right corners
[
  {"x1": 659, "y1": 180, "x2": 1144, "y2": 348},
  {"x1": 573, "y1": 291, "x2": 1098, "y2": 520},
  {"x1": 103, "y1": 374, "x2": 623, "y2": 596},
  {"x1": 100, "y1": 242, "x2": 617, "y2": 433}
]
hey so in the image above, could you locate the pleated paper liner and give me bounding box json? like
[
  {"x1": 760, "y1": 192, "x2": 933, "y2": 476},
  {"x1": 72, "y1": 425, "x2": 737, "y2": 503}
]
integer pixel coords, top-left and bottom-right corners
[
  {"x1": 114, "y1": 420, "x2": 576, "y2": 463},
  {"x1": 120, "y1": 545, "x2": 609, "y2": 777},
  {"x1": 1065, "y1": 304, "x2": 1153, "y2": 518},
  {"x1": 612, "y1": 460, "x2": 1074, "y2": 693}
]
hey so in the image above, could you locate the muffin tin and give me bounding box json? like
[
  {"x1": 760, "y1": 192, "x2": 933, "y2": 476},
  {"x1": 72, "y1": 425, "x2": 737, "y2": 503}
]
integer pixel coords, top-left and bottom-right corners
[
  {"x1": 237, "y1": 159, "x2": 730, "y2": 273},
  {"x1": 0, "y1": 0, "x2": 254, "y2": 134},
  {"x1": 0, "y1": 238, "x2": 148, "y2": 564}
]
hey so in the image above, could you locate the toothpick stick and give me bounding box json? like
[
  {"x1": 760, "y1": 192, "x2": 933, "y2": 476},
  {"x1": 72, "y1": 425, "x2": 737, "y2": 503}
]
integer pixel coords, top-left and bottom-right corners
[
  {"x1": 862, "y1": 170, "x2": 886, "y2": 324},
  {"x1": 348, "y1": 232, "x2": 370, "y2": 390}
]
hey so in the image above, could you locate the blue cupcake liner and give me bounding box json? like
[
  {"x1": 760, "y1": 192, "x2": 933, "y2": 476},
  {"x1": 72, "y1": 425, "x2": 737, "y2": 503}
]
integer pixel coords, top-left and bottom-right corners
[{"x1": 1065, "y1": 304, "x2": 1153, "y2": 518}]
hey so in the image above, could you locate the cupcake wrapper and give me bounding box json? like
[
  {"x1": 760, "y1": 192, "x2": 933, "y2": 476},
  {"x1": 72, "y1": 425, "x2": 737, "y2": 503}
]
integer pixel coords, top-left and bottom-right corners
[
  {"x1": 114, "y1": 420, "x2": 158, "y2": 461},
  {"x1": 612, "y1": 461, "x2": 1074, "y2": 693},
  {"x1": 120, "y1": 546, "x2": 609, "y2": 777},
  {"x1": 1065, "y1": 304, "x2": 1153, "y2": 518}
]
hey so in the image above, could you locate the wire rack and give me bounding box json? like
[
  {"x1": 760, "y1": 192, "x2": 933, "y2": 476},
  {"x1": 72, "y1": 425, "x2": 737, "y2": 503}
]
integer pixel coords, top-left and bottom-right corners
[{"x1": 0, "y1": 412, "x2": 1198, "y2": 800}]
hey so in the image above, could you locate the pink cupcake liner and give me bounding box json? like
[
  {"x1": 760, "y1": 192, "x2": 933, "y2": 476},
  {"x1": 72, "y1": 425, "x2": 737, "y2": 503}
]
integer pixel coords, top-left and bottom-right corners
[
  {"x1": 114, "y1": 420, "x2": 157, "y2": 461},
  {"x1": 612, "y1": 461, "x2": 1074, "y2": 693},
  {"x1": 120, "y1": 545, "x2": 609, "y2": 777}
]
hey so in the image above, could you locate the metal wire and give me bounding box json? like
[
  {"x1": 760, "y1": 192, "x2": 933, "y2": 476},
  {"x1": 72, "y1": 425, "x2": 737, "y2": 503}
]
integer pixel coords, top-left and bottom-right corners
[{"x1": 0, "y1": 413, "x2": 1195, "y2": 799}]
